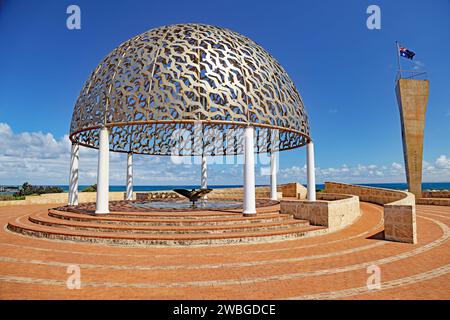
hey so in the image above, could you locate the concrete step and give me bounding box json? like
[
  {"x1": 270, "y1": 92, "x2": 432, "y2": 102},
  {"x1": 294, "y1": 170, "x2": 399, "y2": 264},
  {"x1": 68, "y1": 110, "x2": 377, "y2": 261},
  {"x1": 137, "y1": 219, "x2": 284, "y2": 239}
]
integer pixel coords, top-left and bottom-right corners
[
  {"x1": 48, "y1": 210, "x2": 293, "y2": 226},
  {"x1": 7, "y1": 214, "x2": 325, "y2": 246},
  {"x1": 56, "y1": 209, "x2": 281, "y2": 220},
  {"x1": 29, "y1": 211, "x2": 310, "y2": 234},
  {"x1": 58, "y1": 203, "x2": 281, "y2": 218}
]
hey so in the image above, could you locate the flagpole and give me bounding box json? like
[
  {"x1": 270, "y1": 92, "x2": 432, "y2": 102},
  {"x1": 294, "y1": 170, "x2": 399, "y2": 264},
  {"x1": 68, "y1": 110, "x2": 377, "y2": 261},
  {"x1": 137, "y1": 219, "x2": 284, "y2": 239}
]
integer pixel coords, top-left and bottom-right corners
[{"x1": 395, "y1": 41, "x2": 402, "y2": 78}]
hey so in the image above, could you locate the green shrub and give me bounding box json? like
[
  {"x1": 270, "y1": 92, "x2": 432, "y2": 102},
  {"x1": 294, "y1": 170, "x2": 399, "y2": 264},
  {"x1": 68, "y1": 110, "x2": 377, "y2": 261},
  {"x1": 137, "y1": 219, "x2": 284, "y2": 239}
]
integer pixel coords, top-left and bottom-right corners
[
  {"x1": 82, "y1": 184, "x2": 97, "y2": 192},
  {"x1": 14, "y1": 182, "x2": 63, "y2": 197},
  {"x1": 0, "y1": 194, "x2": 25, "y2": 201},
  {"x1": 0, "y1": 195, "x2": 14, "y2": 201}
]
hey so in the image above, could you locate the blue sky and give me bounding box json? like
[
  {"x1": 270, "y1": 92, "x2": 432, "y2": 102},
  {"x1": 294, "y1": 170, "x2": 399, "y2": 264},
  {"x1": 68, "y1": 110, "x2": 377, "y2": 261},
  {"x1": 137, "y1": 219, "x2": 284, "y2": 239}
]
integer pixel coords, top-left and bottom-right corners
[{"x1": 0, "y1": 0, "x2": 449, "y2": 186}]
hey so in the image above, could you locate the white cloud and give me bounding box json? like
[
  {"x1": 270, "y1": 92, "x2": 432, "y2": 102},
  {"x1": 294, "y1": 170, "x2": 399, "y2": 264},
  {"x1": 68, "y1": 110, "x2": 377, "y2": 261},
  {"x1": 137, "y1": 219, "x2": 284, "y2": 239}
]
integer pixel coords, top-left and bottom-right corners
[
  {"x1": 280, "y1": 159, "x2": 450, "y2": 184},
  {"x1": 435, "y1": 155, "x2": 450, "y2": 169},
  {"x1": 0, "y1": 123, "x2": 13, "y2": 136},
  {"x1": 391, "y1": 162, "x2": 403, "y2": 170},
  {"x1": 1, "y1": 123, "x2": 449, "y2": 186},
  {"x1": 413, "y1": 60, "x2": 425, "y2": 70},
  {"x1": 0, "y1": 123, "x2": 211, "y2": 186},
  {"x1": 0, "y1": 123, "x2": 266, "y2": 186}
]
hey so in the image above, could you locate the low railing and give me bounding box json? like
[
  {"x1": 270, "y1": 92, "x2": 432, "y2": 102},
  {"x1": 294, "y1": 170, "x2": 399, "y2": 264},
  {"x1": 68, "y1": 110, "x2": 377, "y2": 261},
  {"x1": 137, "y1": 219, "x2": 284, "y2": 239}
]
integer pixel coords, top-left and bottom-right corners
[{"x1": 396, "y1": 70, "x2": 427, "y2": 82}]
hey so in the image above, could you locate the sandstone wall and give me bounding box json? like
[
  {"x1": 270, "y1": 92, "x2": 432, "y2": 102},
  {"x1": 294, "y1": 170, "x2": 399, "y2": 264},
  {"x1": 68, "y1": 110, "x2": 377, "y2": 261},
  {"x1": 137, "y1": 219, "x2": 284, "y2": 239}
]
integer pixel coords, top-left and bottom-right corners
[
  {"x1": 324, "y1": 182, "x2": 417, "y2": 244},
  {"x1": 136, "y1": 191, "x2": 180, "y2": 201},
  {"x1": 208, "y1": 186, "x2": 271, "y2": 199},
  {"x1": 278, "y1": 182, "x2": 307, "y2": 199},
  {"x1": 0, "y1": 192, "x2": 129, "y2": 207},
  {"x1": 280, "y1": 193, "x2": 360, "y2": 230},
  {"x1": 421, "y1": 191, "x2": 450, "y2": 199},
  {"x1": 416, "y1": 198, "x2": 450, "y2": 206}
]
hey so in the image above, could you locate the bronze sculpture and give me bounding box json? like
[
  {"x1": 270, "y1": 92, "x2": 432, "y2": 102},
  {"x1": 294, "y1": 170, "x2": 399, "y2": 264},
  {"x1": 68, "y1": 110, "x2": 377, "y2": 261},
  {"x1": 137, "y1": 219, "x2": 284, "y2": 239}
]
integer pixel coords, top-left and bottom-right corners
[{"x1": 173, "y1": 188, "x2": 213, "y2": 206}]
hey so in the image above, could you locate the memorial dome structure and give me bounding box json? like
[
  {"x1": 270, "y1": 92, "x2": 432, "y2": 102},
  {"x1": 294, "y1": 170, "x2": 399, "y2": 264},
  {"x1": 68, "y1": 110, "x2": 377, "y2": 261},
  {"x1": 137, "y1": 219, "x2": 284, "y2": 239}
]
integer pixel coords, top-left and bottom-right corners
[
  {"x1": 69, "y1": 23, "x2": 310, "y2": 156},
  {"x1": 67, "y1": 23, "x2": 316, "y2": 215}
]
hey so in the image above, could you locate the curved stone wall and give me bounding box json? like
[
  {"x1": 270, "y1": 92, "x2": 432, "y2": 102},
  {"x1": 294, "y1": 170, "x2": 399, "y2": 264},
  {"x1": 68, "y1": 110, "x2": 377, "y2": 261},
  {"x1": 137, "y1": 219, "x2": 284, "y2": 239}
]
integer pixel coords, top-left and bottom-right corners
[
  {"x1": 324, "y1": 182, "x2": 417, "y2": 244},
  {"x1": 419, "y1": 191, "x2": 450, "y2": 206},
  {"x1": 422, "y1": 190, "x2": 450, "y2": 198},
  {"x1": 280, "y1": 193, "x2": 360, "y2": 230},
  {"x1": 324, "y1": 182, "x2": 415, "y2": 206}
]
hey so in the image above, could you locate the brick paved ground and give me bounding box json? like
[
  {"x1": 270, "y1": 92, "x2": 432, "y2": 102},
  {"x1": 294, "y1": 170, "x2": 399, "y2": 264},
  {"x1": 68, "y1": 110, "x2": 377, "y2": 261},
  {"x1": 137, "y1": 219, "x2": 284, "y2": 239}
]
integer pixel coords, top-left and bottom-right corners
[{"x1": 0, "y1": 202, "x2": 448, "y2": 299}]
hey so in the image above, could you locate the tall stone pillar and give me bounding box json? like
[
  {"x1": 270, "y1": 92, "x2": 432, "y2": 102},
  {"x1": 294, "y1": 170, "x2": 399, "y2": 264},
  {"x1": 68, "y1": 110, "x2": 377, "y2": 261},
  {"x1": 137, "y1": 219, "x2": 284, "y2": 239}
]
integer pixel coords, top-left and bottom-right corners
[{"x1": 396, "y1": 78, "x2": 429, "y2": 198}]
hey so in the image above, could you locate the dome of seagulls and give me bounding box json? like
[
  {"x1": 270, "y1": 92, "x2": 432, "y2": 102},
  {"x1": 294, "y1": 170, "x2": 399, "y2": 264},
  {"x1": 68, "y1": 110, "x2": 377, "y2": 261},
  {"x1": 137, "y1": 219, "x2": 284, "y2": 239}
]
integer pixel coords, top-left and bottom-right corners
[{"x1": 70, "y1": 23, "x2": 310, "y2": 156}]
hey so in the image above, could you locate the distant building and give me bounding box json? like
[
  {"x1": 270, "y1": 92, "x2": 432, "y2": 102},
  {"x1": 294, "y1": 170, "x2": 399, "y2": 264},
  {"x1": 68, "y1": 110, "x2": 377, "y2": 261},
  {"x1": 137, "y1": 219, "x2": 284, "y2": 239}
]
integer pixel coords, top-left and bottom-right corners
[{"x1": 0, "y1": 186, "x2": 20, "y2": 194}]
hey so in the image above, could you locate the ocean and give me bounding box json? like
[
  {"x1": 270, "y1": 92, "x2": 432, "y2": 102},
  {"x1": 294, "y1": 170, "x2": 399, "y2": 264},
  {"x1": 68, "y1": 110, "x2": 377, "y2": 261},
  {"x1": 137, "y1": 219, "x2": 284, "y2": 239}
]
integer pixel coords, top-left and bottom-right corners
[
  {"x1": 2, "y1": 182, "x2": 449, "y2": 195},
  {"x1": 51, "y1": 182, "x2": 450, "y2": 192}
]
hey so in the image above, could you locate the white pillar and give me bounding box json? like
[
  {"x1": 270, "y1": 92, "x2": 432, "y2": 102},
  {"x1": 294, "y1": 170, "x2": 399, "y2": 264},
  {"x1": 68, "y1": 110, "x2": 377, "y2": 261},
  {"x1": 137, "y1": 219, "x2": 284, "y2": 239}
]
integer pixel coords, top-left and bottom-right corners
[
  {"x1": 270, "y1": 152, "x2": 278, "y2": 201},
  {"x1": 201, "y1": 155, "x2": 207, "y2": 189},
  {"x1": 201, "y1": 154, "x2": 208, "y2": 200},
  {"x1": 68, "y1": 143, "x2": 79, "y2": 206},
  {"x1": 126, "y1": 152, "x2": 133, "y2": 201},
  {"x1": 243, "y1": 126, "x2": 256, "y2": 215},
  {"x1": 306, "y1": 141, "x2": 316, "y2": 201},
  {"x1": 95, "y1": 127, "x2": 110, "y2": 214}
]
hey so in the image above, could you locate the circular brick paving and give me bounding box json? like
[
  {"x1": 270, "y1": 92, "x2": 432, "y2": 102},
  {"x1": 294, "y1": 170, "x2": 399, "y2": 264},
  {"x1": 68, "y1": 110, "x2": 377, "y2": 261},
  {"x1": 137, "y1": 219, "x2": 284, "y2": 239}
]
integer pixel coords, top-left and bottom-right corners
[{"x1": 0, "y1": 202, "x2": 449, "y2": 299}]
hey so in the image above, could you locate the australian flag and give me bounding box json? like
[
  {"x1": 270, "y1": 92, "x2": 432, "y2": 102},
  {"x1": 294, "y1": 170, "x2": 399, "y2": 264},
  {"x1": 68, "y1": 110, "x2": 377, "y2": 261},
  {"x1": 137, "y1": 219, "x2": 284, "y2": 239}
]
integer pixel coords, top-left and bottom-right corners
[{"x1": 399, "y1": 46, "x2": 415, "y2": 60}]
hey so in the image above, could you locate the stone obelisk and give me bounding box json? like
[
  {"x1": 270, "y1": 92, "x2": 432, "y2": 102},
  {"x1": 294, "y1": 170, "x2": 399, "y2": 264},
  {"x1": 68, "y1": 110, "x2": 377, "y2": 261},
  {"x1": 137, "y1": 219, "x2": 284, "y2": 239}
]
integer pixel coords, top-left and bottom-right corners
[{"x1": 395, "y1": 78, "x2": 429, "y2": 198}]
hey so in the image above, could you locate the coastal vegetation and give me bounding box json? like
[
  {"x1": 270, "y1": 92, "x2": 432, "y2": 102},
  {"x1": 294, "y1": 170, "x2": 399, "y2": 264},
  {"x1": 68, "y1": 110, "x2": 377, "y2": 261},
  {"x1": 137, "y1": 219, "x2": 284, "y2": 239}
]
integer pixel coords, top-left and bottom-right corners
[
  {"x1": 0, "y1": 182, "x2": 63, "y2": 201},
  {"x1": 15, "y1": 182, "x2": 63, "y2": 196},
  {"x1": 82, "y1": 184, "x2": 97, "y2": 192},
  {"x1": 0, "y1": 194, "x2": 25, "y2": 201}
]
